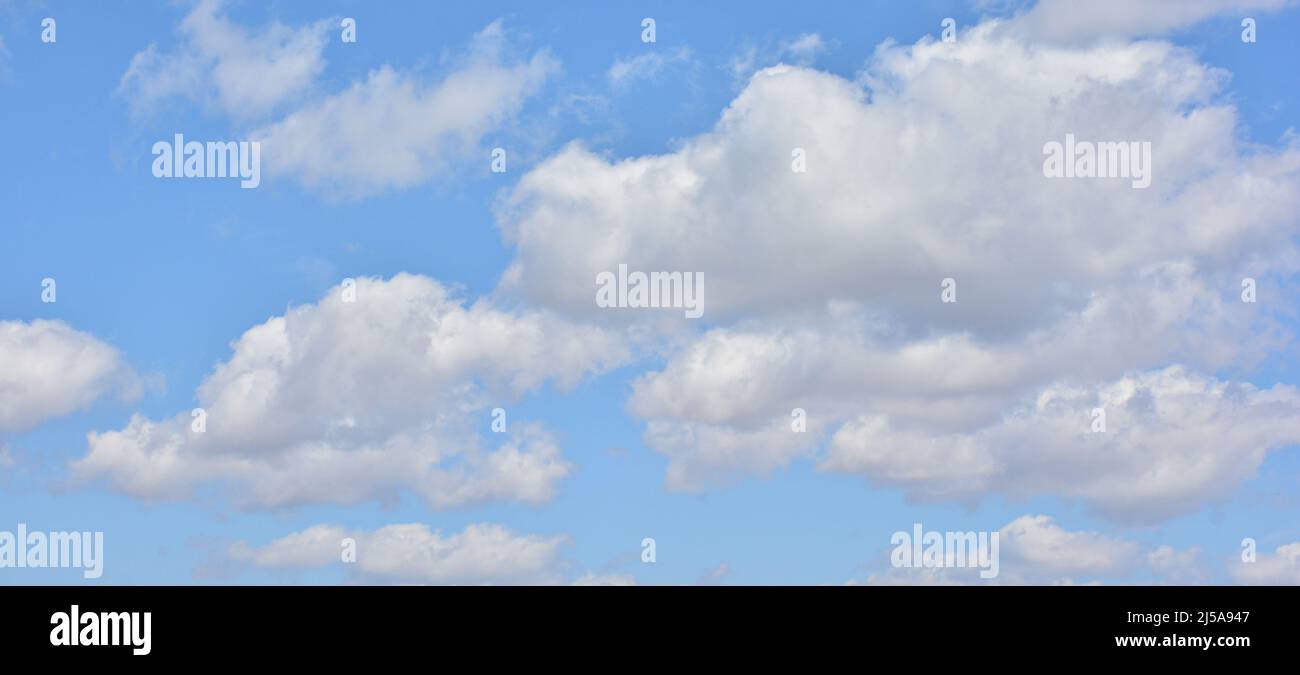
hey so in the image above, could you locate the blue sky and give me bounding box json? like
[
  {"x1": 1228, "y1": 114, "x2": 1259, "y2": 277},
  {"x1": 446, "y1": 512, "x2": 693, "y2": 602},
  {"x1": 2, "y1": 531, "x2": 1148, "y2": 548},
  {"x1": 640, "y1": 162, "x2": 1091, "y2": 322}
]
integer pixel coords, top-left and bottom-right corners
[{"x1": 2, "y1": 0, "x2": 1300, "y2": 585}]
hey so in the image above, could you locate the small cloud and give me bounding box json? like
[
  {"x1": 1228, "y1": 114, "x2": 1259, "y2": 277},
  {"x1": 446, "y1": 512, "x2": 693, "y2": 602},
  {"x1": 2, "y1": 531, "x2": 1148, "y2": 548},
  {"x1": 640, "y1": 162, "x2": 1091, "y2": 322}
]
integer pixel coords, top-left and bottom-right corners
[
  {"x1": 780, "y1": 33, "x2": 827, "y2": 64},
  {"x1": 572, "y1": 571, "x2": 637, "y2": 586},
  {"x1": 251, "y1": 21, "x2": 558, "y2": 198},
  {"x1": 1147, "y1": 545, "x2": 1207, "y2": 584},
  {"x1": 230, "y1": 522, "x2": 572, "y2": 585},
  {"x1": 698, "y1": 562, "x2": 730, "y2": 585},
  {"x1": 730, "y1": 32, "x2": 833, "y2": 88},
  {"x1": 0, "y1": 320, "x2": 138, "y2": 436},
  {"x1": 117, "y1": 0, "x2": 332, "y2": 120},
  {"x1": 1232, "y1": 542, "x2": 1300, "y2": 585},
  {"x1": 606, "y1": 47, "x2": 692, "y2": 88}
]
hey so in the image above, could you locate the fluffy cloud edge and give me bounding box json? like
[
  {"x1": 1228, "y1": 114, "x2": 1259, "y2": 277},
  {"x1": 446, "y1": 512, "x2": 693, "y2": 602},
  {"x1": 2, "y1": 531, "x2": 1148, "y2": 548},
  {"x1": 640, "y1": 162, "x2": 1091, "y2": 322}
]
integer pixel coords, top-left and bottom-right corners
[{"x1": 71, "y1": 274, "x2": 627, "y2": 511}]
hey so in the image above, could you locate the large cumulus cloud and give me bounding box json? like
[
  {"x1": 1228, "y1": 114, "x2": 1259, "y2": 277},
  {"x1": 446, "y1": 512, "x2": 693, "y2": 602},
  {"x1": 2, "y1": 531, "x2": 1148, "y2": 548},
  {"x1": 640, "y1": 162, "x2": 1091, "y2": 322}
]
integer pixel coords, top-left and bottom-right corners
[{"x1": 496, "y1": 21, "x2": 1300, "y2": 520}]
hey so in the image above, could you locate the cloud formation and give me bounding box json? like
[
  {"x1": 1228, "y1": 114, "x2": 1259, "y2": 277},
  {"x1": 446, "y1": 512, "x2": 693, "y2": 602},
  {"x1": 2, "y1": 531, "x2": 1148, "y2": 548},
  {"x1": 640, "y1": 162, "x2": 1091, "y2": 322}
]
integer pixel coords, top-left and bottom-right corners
[
  {"x1": 252, "y1": 21, "x2": 558, "y2": 197},
  {"x1": 230, "y1": 522, "x2": 571, "y2": 584},
  {"x1": 865, "y1": 514, "x2": 1192, "y2": 585},
  {"x1": 73, "y1": 274, "x2": 626, "y2": 509},
  {"x1": 1000, "y1": 0, "x2": 1294, "y2": 44},
  {"x1": 119, "y1": 6, "x2": 558, "y2": 197},
  {"x1": 606, "y1": 47, "x2": 693, "y2": 88},
  {"x1": 1231, "y1": 541, "x2": 1300, "y2": 584},
  {"x1": 118, "y1": 0, "x2": 331, "y2": 119},
  {"x1": 0, "y1": 320, "x2": 134, "y2": 435},
  {"x1": 498, "y1": 20, "x2": 1300, "y2": 520}
]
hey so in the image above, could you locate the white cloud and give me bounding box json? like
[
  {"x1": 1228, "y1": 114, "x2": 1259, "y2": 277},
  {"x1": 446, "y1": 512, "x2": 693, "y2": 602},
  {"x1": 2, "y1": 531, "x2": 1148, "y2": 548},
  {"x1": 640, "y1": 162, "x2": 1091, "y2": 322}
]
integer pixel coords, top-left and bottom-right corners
[
  {"x1": 230, "y1": 523, "x2": 570, "y2": 584},
  {"x1": 0, "y1": 320, "x2": 134, "y2": 435},
  {"x1": 229, "y1": 523, "x2": 346, "y2": 569},
  {"x1": 624, "y1": 277, "x2": 1294, "y2": 515},
  {"x1": 821, "y1": 367, "x2": 1300, "y2": 520},
  {"x1": 866, "y1": 514, "x2": 1142, "y2": 585},
  {"x1": 629, "y1": 321, "x2": 1300, "y2": 518},
  {"x1": 698, "y1": 562, "x2": 731, "y2": 585},
  {"x1": 72, "y1": 274, "x2": 627, "y2": 509},
  {"x1": 1001, "y1": 0, "x2": 1294, "y2": 45},
  {"x1": 999, "y1": 515, "x2": 1139, "y2": 577},
  {"x1": 863, "y1": 566, "x2": 971, "y2": 586},
  {"x1": 118, "y1": 9, "x2": 557, "y2": 197},
  {"x1": 1231, "y1": 542, "x2": 1300, "y2": 584},
  {"x1": 572, "y1": 571, "x2": 638, "y2": 586},
  {"x1": 729, "y1": 33, "x2": 830, "y2": 88},
  {"x1": 498, "y1": 21, "x2": 1300, "y2": 520},
  {"x1": 502, "y1": 31, "x2": 1300, "y2": 328},
  {"x1": 1147, "y1": 545, "x2": 1207, "y2": 583},
  {"x1": 251, "y1": 21, "x2": 558, "y2": 197},
  {"x1": 780, "y1": 34, "x2": 827, "y2": 64},
  {"x1": 606, "y1": 47, "x2": 692, "y2": 88},
  {"x1": 117, "y1": 0, "x2": 331, "y2": 119}
]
